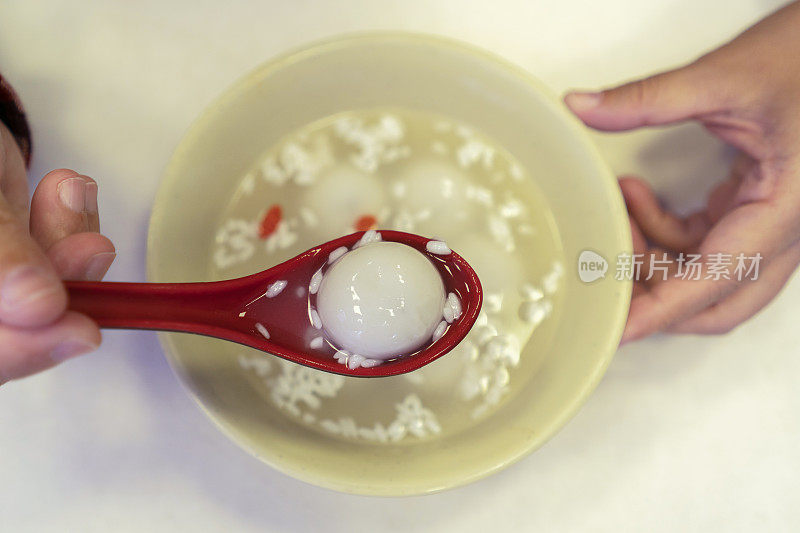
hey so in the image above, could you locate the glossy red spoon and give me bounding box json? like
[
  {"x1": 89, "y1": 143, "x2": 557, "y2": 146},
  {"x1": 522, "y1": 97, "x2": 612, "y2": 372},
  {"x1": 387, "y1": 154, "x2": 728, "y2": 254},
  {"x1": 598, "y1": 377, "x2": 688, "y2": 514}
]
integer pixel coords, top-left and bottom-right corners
[{"x1": 64, "y1": 231, "x2": 482, "y2": 377}]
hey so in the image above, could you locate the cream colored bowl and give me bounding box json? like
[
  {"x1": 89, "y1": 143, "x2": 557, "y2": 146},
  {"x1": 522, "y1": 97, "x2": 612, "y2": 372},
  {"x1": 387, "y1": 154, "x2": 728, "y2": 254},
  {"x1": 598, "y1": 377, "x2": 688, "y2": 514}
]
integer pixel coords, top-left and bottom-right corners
[{"x1": 147, "y1": 33, "x2": 631, "y2": 495}]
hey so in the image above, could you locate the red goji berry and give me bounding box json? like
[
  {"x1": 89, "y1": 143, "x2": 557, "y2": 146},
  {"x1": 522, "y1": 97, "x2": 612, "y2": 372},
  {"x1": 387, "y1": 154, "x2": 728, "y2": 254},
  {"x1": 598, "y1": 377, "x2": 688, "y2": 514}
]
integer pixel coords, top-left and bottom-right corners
[
  {"x1": 354, "y1": 214, "x2": 377, "y2": 232},
  {"x1": 258, "y1": 204, "x2": 282, "y2": 239}
]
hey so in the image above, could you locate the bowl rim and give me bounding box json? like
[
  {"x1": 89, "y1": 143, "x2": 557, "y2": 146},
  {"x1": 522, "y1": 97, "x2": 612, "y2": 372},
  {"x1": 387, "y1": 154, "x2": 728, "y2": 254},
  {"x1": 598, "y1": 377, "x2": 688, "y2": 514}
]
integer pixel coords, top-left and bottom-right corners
[{"x1": 147, "y1": 30, "x2": 632, "y2": 496}]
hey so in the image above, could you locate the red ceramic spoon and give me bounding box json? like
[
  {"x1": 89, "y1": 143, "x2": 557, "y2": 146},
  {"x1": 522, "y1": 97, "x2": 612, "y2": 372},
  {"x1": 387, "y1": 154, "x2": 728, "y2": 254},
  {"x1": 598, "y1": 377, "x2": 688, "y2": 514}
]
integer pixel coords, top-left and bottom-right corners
[{"x1": 65, "y1": 231, "x2": 482, "y2": 377}]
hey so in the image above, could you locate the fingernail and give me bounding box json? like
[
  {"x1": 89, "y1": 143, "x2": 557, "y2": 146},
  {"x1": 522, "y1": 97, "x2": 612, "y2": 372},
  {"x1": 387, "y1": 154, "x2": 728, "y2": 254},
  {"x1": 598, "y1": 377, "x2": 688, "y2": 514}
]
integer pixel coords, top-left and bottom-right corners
[
  {"x1": 57, "y1": 177, "x2": 87, "y2": 212},
  {"x1": 50, "y1": 340, "x2": 98, "y2": 363},
  {"x1": 565, "y1": 91, "x2": 602, "y2": 112},
  {"x1": 85, "y1": 182, "x2": 98, "y2": 214},
  {"x1": 0, "y1": 266, "x2": 61, "y2": 313},
  {"x1": 84, "y1": 252, "x2": 116, "y2": 281}
]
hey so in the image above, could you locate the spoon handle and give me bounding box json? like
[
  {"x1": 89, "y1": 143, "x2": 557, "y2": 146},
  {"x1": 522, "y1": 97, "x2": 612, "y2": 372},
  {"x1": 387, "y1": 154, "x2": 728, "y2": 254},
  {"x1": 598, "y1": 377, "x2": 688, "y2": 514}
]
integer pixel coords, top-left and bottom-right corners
[{"x1": 64, "y1": 280, "x2": 229, "y2": 334}]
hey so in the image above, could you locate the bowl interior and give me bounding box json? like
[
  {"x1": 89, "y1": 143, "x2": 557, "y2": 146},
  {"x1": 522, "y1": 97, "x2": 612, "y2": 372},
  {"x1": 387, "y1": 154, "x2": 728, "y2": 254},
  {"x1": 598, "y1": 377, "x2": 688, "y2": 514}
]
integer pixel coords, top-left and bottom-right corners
[{"x1": 148, "y1": 33, "x2": 631, "y2": 495}]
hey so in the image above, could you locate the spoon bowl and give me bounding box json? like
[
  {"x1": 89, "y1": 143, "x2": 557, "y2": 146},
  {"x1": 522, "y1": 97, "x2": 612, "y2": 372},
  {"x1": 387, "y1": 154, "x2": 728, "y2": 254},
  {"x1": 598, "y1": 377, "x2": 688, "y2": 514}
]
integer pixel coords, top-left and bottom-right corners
[{"x1": 66, "y1": 231, "x2": 482, "y2": 377}]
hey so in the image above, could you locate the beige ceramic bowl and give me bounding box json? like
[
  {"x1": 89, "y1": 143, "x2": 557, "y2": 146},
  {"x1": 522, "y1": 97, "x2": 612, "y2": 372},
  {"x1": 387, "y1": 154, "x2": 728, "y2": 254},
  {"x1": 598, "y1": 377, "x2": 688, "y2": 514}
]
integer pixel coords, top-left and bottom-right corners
[{"x1": 147, "y1": 33, "x2": 631, "y2": 495}]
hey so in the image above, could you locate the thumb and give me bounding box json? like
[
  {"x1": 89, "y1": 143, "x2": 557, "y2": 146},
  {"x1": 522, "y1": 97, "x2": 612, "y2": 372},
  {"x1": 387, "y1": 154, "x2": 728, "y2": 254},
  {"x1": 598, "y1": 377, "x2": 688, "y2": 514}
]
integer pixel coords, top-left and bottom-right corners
[
  {"x1": 0, "y1": 194, "x2": 67, "y2": 327},
  {"x1": 564, "y1": 62, "x2": 719, "y2": 131}
]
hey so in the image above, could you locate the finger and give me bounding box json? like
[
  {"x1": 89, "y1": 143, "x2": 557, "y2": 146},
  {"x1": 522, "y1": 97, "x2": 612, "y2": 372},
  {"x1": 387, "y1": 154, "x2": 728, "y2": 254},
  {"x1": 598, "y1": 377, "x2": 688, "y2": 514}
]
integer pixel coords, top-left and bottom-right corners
[
  {"x1": 28, "y1": 169, "x2": 116, "y2": 280},
  {"x1": 641, "y1": 248, "x2": 679, "y2": 288},
  {"x1": 622, "y1": 274, "x2": 737, "y2": 343},
  {"x1": 631, "y1": 281, "x2": 648, "y2": 298},
  {"x1": 627, "y1": 215, "x2": 665, "y2": 300},
  {"x1": 0, "y1": 311, "x2": 100, "y2": 384},
  {"x1": 706, "y1": 176, "x2": 741, "y2": 224},
  {"x1": 627, "y1": 215, "x2": 651, "y2": 296},
  {"x1": 620, "y1": 176, "x2": 710, "y2": 251},
  {"x1": 0, "y1": 194, "x2": 67, "y2": 327},
  {"x1": 622, "y1": 196, "x2": 795, "y2": 343},
  {"x1": 30, "y1": 169, "x2": 100, "y2": 250},
  {"x1": 47, "y1": 232, "x2": 116, "y2": 281},
  {"x1": 564, "y1": 61, "x2": 722, "y2": 131},
  {"x1": 628, "y1": 211, "x2": 648, "y2": 255},
  {"x1": 668, "y1": 242, "x2": 800, "y2": 335}
]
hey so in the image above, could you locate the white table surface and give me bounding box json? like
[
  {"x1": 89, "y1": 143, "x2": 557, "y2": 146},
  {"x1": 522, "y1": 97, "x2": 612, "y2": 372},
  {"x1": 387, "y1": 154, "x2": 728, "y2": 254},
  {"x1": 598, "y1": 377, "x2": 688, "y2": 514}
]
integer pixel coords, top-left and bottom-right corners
[{"x1": 1, "y1": 1, "x2": 798, "y2": 531}]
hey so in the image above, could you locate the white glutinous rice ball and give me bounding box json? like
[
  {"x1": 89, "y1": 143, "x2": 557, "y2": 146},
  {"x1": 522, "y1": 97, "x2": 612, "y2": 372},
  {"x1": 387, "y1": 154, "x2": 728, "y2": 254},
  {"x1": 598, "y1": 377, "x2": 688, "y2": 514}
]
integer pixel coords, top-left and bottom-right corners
[
  {"x1": 302, "y1": 164, "x2": 386, "y2": 233},
  {"x1": 393, "y1": 158, "x2": 477, "y2": 235},
  {"x1": 316, "y1": 241, "x2": 446, "y2": 359}
]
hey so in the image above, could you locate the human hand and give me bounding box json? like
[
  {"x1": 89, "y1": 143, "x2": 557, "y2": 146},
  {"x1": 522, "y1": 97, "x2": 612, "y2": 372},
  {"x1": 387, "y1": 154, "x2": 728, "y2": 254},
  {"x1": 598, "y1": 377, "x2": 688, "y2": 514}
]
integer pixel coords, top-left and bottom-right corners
[
  {"x1": 0, "y1": 123, "x2": 115, "y2": 383},
  {"x1": 565, "y1": 0, "x2": 800, "y2": 343}
]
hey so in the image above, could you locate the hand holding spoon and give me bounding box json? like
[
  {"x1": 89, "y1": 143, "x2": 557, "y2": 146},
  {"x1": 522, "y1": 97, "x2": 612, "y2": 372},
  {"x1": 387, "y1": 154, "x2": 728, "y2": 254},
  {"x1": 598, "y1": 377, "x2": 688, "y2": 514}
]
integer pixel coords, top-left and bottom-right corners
[{"x1": 65, "y1": 231, "x2": 482, "y2": 377}]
